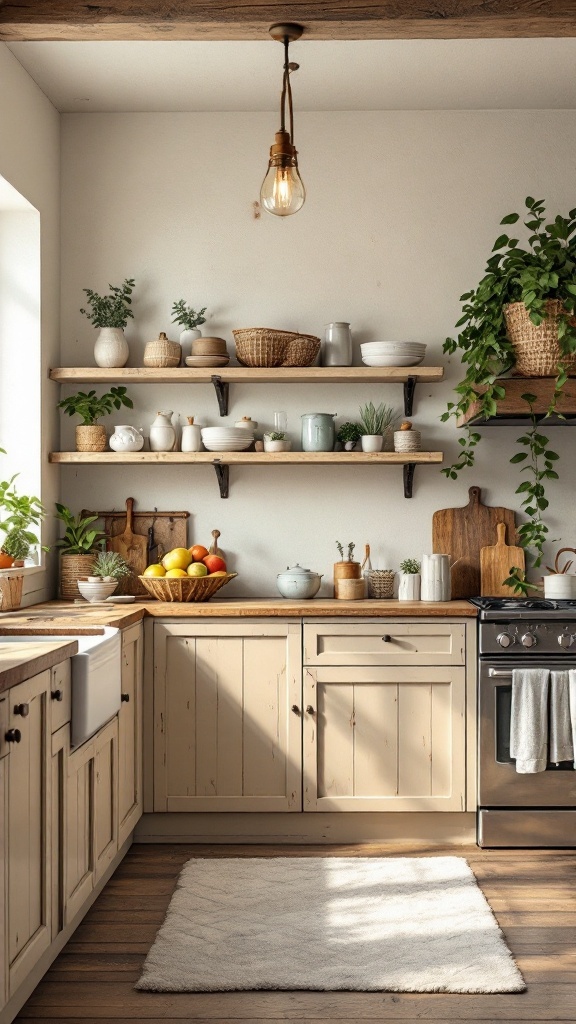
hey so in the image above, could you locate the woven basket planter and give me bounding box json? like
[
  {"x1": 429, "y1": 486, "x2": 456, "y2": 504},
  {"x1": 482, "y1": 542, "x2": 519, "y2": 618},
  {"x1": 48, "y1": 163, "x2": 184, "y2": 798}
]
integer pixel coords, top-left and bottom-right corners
[
  {"x1": 233, "y1": 329, "x2": 320, "y2": 367},
  {"x1": 60, "y1": 553, "x2": 97, "y2": 600},
  {"x1": 139, "y1": 572, "x2": 237, "y2": 602},
  {"x1": 0, "y1": 572, "x2": 24, "y2": 612},
  {"x1": 367, "y1": 569, "x2": 396, "y2": 599},
  {"x1": 144, "y1": 332, "x2": 182, "y2": 368},
  {"x1": 505, "y1": 300, "x2": 576, "y2": 378},
  {"x1": 75, "y1": 425, "x2": 107, "y2": 452}
]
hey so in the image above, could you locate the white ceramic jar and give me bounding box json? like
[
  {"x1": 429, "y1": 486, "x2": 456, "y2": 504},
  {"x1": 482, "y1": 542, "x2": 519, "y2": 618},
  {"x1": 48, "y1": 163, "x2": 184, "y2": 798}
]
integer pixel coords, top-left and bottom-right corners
[
  {"x1": 181, "y1": 417, "x2": 202, "y2": 452},
  {"x1": 149, "y1": 411, "x2": 176, "y2": 452},
  {"x1": 109, "y1": 424, "x2": 144, "y2": 452},
  {"x1": 421, "y1": 554, "x2": 451, "y2": 602},
  {"x1": 322, "y1": 322, "x2": 352, "y2": 366},
  {"x1": 544, "y1": 574, "x2": 576, "y2": 598},
  {"x1": 93, "y1": 327, "x2": 129, "y2": 368}
]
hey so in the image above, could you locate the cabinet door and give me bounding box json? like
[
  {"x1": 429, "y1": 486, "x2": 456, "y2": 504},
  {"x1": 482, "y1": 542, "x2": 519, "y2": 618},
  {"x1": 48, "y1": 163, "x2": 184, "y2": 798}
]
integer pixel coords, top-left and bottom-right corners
[
  {"x1": 5, "y1": 671, "x2": 52, "y2": 995},
  {"x1": 304, "y1": 665, "x2": 466, "y2": 812},
  {"x1": 65, "y1": 737, "x2": 95, "y2": 924},
  {"x1": 93, "y1": 717, "x2": 118, "y2": 883},
  {"x1": 118, "y1": 624, "x2": 143, "y2": 847},
  {"x1": 154, "y1": 622, "x2": 302, "y2": 812}
]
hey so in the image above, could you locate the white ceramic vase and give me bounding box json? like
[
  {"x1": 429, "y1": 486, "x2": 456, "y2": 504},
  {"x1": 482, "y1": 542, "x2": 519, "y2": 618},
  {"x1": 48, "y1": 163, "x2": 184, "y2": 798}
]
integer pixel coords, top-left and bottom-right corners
[
  {"x1": 94, "y1": 327, "x2": 129, "y2": 368},
  {"x1": 398, "y1": 572, "x2": 421, "y2": 601},
  {"x1": 543, "y1": 574, "x2": 576, "y2": 598},
  {"x1": 109, "y1": 424, "x2": 144, "y2": 453},
  {"x1": 361, "y1": 434, "x2": 383, "y2": 452},
  {"x1": 179, "y1": 328, "x2": 202, "y2": 364},
  {"x1": 322, "y1": 322, "x2": 352, "y2": 366},
  {"x1": 149, "y1": 410, "x2": 176, "y2": 452},
  {"x1": 421, "y1": 554, "x2": 451, "y2": 602}
]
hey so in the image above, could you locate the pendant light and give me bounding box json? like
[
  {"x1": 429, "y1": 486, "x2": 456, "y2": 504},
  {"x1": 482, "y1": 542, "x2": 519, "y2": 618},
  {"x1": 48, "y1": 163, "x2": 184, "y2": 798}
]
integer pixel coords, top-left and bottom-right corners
[{"x1": 260, "y1": 23, "x2": 305, "y2": 217}]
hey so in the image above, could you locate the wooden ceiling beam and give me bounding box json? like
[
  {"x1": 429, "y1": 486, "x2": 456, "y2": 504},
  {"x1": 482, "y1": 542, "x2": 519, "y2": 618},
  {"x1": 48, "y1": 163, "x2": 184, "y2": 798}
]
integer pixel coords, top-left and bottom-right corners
[{"x1": 1, "y1": 1, "x2": 576, "y2": 41}]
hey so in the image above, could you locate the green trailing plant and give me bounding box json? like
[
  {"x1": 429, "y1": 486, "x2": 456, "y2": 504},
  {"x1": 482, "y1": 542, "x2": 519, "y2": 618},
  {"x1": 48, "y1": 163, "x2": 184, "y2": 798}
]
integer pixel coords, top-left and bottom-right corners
[
  {"x1": 359, "y1": 402, "x2": 396, "y2": 436},
  {"x1": 54, "y1": 504, "x2": 106, "y2": 554},
  {"x1": 400, "y1": 558, "x2": 421, "y2": 574},
  {"x1": 0, "y1": 471, "x2": 47, "y2": 561},
  {"x1": 171, "y1": 300, "x2": 207, "y2": 331},
  {"x1": 80, "y1": 278, "x2": 135, "y2": 329},
  {"x1": 91, "y1": 550, "x2": 132, "y2": 581},
  {"x1": 336, "y1": 422, "x2": 364, "y2": 444},
  {"x1": 58, "y1": 387, "x2": 133, "y2": 426}
]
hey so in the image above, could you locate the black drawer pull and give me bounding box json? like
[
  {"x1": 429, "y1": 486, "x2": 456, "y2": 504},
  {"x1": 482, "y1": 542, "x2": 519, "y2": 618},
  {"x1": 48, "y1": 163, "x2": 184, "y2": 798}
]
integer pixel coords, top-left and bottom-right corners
[
  {"x1": 6, "y1": 729, "x2": 21, "y2": 743},
  {"x1": 121, "y1": 693, "x2": 130, "y2": 703},
  {"x1": 14, "y1": 702, "x2": 29, "y2": 717},
  {"x1": 381, "y1": 634, "x2": 392, "y2": 642},
  {"x1": 51, "y1": 689, "x2": 63, "y2": 702}
]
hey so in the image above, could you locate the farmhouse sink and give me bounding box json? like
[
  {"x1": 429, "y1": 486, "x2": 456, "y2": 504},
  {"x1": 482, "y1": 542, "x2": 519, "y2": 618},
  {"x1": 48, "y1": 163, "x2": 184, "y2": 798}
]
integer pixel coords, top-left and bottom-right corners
[{"x1": 0, "y1": 627, "x2": 121, "y2": 747}]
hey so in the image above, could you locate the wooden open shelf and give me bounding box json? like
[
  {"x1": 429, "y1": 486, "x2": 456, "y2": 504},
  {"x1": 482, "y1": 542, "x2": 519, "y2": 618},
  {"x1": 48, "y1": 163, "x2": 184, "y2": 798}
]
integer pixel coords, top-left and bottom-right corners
[
  {"x1": 457, "y1": 376, "x2": 576, "y2": 426},
  {"x1": 49, "y1": 450, "x2": 444, "y2": 499},
  {"x1": 49, "y1": 365, "x2": 444, "y2": 417}
]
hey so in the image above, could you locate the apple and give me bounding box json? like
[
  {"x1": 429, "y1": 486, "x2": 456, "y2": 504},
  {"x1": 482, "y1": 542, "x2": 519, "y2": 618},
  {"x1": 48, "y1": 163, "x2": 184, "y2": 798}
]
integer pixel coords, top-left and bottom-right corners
[
  {"x1": 203, "y1": 554, "x2": 226, "y2": 573},
  {"x1": 187, "y1": 562, "x2": 208, "y2": 577}
]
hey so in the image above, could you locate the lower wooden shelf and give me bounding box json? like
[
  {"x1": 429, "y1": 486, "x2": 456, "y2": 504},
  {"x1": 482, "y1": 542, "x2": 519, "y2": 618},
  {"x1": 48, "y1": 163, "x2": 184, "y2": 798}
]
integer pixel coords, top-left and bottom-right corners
[
  {"x1": 457, "y1": 376, "x2": 576, "y2": 426},
  {"x1": 49, "y1": 450, "x2": 444, "y2": 499}
]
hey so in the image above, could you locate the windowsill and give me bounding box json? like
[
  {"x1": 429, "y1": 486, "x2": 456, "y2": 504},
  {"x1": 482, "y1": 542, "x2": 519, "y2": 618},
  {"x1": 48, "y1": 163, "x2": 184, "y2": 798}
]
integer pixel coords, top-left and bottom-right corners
[{"x1": 0, "y1": 563, "x2": 45, "y2": 577}]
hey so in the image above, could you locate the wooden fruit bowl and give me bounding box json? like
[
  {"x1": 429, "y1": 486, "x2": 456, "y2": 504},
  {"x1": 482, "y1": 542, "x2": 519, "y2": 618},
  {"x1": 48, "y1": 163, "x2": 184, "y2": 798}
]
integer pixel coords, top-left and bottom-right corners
[{"x1": 138, "y1": 573, "x2": 237, "y2": 602}]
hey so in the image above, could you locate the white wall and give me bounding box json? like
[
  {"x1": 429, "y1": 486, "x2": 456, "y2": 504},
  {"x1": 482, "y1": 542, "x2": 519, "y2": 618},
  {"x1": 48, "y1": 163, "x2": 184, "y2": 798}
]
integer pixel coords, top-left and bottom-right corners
[
  {"x1": 0, "y1": 44, "x2": 60, "y2": 603},
  {"x1": 60, "y1": 110, "x2": 576, "y2": 597}
]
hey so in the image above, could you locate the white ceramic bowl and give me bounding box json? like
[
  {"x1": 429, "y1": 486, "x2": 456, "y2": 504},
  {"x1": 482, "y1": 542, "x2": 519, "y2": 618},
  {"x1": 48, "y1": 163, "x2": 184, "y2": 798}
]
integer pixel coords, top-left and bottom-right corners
[
  {"x1": 77, "y1": 579, "x2": 118, "y2": 602},
  {"x1": 202, "y1": 439, "x2": 253, "y2": 451},
  {"x1": 362, "y1": 354, "x2": 425, "y2": 367},
  {"x1": 202, "y1": 427, "x2": 254, "y2": 438},
  {"x1": 361, "y1": 342, "x2": 426, "y2": 352}
]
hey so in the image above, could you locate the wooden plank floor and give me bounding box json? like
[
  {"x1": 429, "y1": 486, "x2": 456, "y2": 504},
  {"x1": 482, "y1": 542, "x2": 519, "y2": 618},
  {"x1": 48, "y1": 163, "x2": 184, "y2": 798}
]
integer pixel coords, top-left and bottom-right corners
[{"x1": 17, "y1": 843, "x2": 576, "y2": 1024}]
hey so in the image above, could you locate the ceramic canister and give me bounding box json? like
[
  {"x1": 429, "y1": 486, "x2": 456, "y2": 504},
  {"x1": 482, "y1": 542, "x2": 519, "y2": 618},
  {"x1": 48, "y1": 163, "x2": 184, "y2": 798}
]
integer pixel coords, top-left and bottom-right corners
[
  {"x1": 301, "y1": 413, "x2": 336, "y2": 452},
  {"x1": 149, "y1": 410, "x2": 176, "y2": 452},
  {"x1": 181, "y1": 417, "x2": 202, "y2": 452},
  {"x1": 322, "y1": 322, "x2": 352, "y2": 366}
]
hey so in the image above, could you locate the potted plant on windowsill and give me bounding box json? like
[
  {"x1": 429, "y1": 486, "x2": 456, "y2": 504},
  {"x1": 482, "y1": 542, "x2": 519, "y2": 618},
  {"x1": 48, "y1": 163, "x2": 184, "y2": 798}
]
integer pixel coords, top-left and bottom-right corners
[
  {"x1": 58, "y1": 387, "x2": 133, "y2": 452},
  {"x1": 171, "y1": 299, "x2": 207, "y2": 363},
  {"x1": 80, "y1": 277, "x2": 135, "y2": 367},
  {"x1": 55, "y1": 504, "x2": 106, "y2": 600},
  {"x1": 0, "y1": 455, "x2": 47, "y2": 610},
  {"x1": 442, "y1": 197, "x2": 576, "y2": 592}
]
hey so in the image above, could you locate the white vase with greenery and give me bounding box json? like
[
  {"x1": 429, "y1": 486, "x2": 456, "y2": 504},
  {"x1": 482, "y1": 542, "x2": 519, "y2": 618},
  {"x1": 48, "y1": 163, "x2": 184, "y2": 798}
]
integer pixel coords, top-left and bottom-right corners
[
  {"x1": 80, "y1": 278, "x2": 135, "y2": 368},
  {"x1": 171, "y1": 299, "x2": 207, "y2": 364}
]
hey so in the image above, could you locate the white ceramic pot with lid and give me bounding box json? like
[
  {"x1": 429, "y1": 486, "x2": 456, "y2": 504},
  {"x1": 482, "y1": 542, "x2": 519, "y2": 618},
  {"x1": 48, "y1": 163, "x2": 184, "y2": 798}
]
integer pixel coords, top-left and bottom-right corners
[{"x1": 276, "y1": 564, "x2": 323, "y2": 600}]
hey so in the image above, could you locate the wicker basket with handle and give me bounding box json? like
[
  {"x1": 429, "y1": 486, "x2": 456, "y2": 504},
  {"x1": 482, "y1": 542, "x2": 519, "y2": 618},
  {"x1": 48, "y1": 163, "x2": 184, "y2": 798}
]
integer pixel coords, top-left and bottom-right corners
[
  {"x1": 505, "y1": 300, "x2": 576, "y2": 377},
  {"x1": 139, "y1": 572, "x2": 237, "y2": 602},
  {"x1": 233, "y1": 328, "x2": 320, "y2": 368},
  {"x1": 143, "y1": 332, "x2": 182, "y2": 368}
]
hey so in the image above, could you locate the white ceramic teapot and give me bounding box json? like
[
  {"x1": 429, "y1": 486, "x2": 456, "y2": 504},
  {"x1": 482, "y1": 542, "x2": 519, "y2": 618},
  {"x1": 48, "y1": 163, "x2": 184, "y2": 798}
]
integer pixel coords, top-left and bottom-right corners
[
  {"x1": 109, "y1": 425, "x2": 144, "y2": 453},
  {"x1": 149, "y1": 411, "x2": 176, "y2": 452}
]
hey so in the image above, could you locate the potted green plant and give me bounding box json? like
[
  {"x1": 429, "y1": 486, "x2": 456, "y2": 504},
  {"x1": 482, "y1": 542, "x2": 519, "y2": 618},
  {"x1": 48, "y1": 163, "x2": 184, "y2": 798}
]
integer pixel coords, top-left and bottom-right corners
[
  {"x1": 398, "y1": 557, "x2": 421, "y2": 601},
  {"x1": 263, "y1": 430, "x2": 291, "y2": 452},
  {"x1": 80, "y1": 277, "x2": 136, "y2": 368},
  {"x1": 90, "y1": 550, "x2": 132, "y2": 583},
  {"x1": 171, "y1": 299, "x2": 208, "y2": 362},
  {"x1": 359, "y1": 402, "x2": 397, "y2": 452},
  {"x1": 0, "y1": 456, "x2": 47, "y2": 609},
  {"x1": 54, "y1": 504, "x2": 106, "y2": 600},
  {"x1": 336, "y1": 422, "x2": 364, "y2": 451},
  {"x1": 442, "y1": 197, "x2": 576, "y2": 590},
  {"x1": 58, "y1": 386, "x2": 133, "y2": 452}
]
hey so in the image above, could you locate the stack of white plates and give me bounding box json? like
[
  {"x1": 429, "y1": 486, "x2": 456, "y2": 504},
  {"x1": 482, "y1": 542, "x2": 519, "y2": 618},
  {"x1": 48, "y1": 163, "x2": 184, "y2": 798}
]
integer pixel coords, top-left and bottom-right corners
[
  {"x1": 361, "y1": 342, "x2": 427, "y2": 367},
  {"x1": 201, "y1": 427, "x2": 254, "y2": 452}
]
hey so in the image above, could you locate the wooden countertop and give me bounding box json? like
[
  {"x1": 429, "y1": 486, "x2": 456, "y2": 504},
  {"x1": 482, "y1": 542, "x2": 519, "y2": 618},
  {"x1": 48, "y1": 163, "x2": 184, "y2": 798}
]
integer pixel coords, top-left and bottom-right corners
[{"x1": 0, "y1": 640, "x2": 78, "y2": 694}]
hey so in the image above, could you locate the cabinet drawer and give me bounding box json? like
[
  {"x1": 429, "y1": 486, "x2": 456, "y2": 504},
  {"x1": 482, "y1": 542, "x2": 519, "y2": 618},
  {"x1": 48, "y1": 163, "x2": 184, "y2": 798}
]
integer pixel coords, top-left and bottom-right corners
[
  {"x1": 50, "y1": 660, "x2": 71, "y2": 732},
  {"x1": 303, "y1": 620, "x2": 465, "y2": 666}
]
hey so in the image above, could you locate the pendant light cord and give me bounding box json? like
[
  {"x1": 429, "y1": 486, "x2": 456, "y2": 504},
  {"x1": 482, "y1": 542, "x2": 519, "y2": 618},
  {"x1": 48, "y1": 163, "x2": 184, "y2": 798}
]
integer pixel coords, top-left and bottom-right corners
[{"x1": 279, "y1": 35, "x2": 295, "y2": 146}]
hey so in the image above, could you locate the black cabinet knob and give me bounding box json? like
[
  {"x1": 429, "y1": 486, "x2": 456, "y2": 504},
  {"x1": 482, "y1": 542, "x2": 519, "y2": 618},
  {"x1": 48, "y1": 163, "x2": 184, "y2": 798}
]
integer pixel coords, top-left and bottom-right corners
[
  {"x1": 306, "y1": 705, "x2": 315, "y2": 715},
  {"x1": 381, "y1": 634, "x2": 392, "y2": 642},
  {"x1": 121, "y1": 693, "x2": 130, "y2": 703},
  {"x1": 291, "y1": 704, "x2": 300, "y2": 715},
  {"x1": 14, "y1": 703, "x2": 29, "y2": 717},
  {"x1": 6, "y1": 729, "x2": 21, "y2": 743},
  {"x1": 51, "y1": 689, "x2": 63, "y2": 702}
]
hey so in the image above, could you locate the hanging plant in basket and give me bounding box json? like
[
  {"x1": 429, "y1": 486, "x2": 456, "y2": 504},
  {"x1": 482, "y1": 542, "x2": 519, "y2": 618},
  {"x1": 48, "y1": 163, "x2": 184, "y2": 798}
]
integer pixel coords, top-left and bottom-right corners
[{"x1": 442, "y1": 197, "x2": 576, "y2": 590}]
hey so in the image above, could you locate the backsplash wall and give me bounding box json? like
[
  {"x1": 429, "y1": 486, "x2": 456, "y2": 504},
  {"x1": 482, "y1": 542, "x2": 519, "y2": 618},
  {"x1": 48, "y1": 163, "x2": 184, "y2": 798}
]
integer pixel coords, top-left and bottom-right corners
[{"x1": 59, "y1": 110, "x2": 576, "y2": 596}]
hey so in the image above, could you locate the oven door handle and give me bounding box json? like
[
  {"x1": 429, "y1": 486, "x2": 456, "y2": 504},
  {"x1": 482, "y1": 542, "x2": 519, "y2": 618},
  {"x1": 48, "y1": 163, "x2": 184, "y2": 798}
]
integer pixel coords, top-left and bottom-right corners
[{"x1": 488, "y1": 668, "x2": 513, "y2": 679}]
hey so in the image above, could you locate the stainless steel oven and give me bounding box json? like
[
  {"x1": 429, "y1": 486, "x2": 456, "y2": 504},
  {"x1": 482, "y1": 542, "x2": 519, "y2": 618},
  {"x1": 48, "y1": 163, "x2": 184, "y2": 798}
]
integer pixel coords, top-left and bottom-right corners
[{"x1": 471, "y1": 598, "x2": 576, "y2": 848}]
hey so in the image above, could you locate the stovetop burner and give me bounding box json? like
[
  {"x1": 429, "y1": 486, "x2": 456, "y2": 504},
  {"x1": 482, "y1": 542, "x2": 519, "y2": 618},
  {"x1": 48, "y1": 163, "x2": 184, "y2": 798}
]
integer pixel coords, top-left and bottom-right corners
[{"x1": 469, "y1": 597, "x2": 576, "y2": 612}]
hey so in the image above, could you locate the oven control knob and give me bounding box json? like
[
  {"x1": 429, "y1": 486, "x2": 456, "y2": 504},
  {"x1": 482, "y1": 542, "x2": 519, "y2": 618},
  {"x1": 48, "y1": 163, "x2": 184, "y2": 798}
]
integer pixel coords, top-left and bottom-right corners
[
  {"x1": 496, "y1": 631, "x2": 514, "y2": 647},
  {"x1": 520, "y1": 632, "x2": 537, "y2": 648},
  {"x1": 558, "y1": 633, "x2": 574, "y2": 648}
]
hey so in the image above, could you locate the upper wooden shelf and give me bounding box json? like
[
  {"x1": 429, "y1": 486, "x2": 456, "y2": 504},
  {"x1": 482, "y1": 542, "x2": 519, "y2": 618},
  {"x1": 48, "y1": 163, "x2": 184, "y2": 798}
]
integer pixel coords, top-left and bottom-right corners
[{"x1": 458, "y1": 376, "x2": 576, "y2": 426}]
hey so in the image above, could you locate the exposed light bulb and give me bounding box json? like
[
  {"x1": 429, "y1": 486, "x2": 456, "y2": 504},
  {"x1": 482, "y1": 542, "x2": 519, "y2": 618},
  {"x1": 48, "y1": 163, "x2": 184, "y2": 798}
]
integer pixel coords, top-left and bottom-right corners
[
  {"x1": 260, "y1": 24, "x2": 305, "y2": 218},
  {"x1": 260, "y1": 161, "x2": 305, "y2": 217}
]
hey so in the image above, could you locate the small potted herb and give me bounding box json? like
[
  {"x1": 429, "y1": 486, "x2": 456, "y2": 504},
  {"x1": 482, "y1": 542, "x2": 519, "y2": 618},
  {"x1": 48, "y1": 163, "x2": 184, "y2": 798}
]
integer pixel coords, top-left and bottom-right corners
[
  {"x1": 58, "y1": 387, "x2": 133, "y2": 452},
  {"x1": 171, "y1": 299, "x2": 208, "y2": 362},
  {"x1": 359, "y1": 402, "x2": 397, "y2": 452},
  {"x1": 263, "y1": 431, "x2": 291, "y2": 453},
  {"x1": 0, "y1": 469, "x2": 46, "y2": 569},
  {"x1": 398, "y1": 557, "x2": 421, "y2": 601},
  {"x1": 90, "y1": 550, "x2": 132, "y2": 583},
  {"x1": 54, "y1": 504, "x2": 106, "y2": 600},
  {"x1": 336, "y1": 422, "x2": 364, "y2": 451},
  {"x1": 80, "y1": 278, "x2": 135, "y2": 368}
]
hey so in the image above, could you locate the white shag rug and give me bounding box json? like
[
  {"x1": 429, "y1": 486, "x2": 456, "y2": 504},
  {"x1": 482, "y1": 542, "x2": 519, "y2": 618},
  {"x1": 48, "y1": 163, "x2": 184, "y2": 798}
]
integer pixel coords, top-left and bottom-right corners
[{"x1": 136, "y1": 856, "x2": 525, "y2": 994}]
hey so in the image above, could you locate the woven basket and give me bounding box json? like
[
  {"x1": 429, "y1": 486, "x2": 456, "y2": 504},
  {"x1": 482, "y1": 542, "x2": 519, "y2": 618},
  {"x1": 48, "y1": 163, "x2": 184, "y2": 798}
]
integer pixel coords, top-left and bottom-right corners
[
  {"x1": 368, "y1": 569, "x2": 396, "y2": 599},
  {"x1": 0, "y1": 572, "x2": 24, "y2": 612},
  {"x1": 76, "y1": 425, "x2": 107, "y2": 452},
  {"x1": 505, "y1": 300, "x2": 576, "y2": 378},
  {"x1": 143, "y1": 332, "x2": 182, "y2": 368},
  {"x1": 233, "y1": 329, "x2": 320, "y2": 367},
  {"x1": 139, "y1": 572, "x2": 237, "y2": 602},
  {"x1": 60, "y1": 553, "x2": 97, "y2": 600}
]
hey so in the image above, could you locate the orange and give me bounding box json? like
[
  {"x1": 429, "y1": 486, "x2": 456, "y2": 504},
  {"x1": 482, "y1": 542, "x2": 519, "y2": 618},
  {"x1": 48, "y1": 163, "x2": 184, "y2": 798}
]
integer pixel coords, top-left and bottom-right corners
[{"x1": 189, "y1": 544, "x2": 209, "y2": 562}]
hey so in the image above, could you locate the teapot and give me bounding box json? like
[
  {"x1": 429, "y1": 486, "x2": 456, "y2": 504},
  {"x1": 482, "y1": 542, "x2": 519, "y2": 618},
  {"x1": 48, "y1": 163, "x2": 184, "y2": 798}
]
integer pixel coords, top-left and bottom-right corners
[{"x1": 277, "y1": 564, "x2": 323, "y2": 600}]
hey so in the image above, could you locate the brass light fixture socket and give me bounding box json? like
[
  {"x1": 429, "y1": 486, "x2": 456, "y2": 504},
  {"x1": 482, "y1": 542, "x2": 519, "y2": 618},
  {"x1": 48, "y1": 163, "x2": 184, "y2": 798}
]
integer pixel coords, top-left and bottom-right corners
[
  {"x1": 268, "y1": 23, "x2": 304, "y2": 42},
  {"x1": 269, "y1": 130, "x2": 297, "y2": 164}
]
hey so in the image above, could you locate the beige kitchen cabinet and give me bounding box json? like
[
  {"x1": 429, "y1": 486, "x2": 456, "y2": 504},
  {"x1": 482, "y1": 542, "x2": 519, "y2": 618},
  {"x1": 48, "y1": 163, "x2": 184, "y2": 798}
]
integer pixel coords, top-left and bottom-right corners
[
  {"x1": 303, "y1": 620, "x2": 465, "y2": 666},
  {"x1": 153, "y1": 621, "x2": 302, "y2": 812},
  {"x1": 118, "y1": 623, "x2": 143, "y2": 847},
  {"x1": 3, "y1": 671, "x2": 52, "y2": 996}
]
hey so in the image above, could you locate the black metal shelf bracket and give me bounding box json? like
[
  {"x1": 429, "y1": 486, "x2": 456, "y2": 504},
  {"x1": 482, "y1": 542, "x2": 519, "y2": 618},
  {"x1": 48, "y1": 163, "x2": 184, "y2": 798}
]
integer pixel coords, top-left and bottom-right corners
[
  {"x1": 403, "y1": 463, "x2": 415, "y2": 499},
  {"x1": 211, "y1": 375, "x2": 230, "y2": 416},
  {"x1": 403, "y1": 376, "x2": 417, "y2": 417},
  {"x1": 212, "y1": 462, "x2": 230, "y2": 499}
]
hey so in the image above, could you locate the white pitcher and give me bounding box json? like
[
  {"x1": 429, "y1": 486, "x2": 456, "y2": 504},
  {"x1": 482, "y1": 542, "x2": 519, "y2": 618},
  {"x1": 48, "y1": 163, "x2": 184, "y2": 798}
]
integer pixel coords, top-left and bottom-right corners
[
  {"x1": 149, "y1": 410, "x2": 176, "y2": 452},
  {"x1": 421, "y1": 554, "x2": 451, "y2": 602}
]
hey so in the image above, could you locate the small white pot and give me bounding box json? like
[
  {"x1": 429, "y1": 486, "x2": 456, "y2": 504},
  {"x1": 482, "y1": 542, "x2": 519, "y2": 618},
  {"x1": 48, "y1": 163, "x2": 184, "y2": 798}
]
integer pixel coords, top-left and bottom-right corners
[
  {"x1": 109, "y1": 424, "x2": 144, "y2": 452},
  {"x1": 94, "y1": 327, "x2": 129, "y2": 368},
  {"x1": 361, "y1": 434, "x2": 383, "y2": 453},
  {"x1": 179, "y1": 328, "x2": 202, "y2": 363},
  {"x1": 398, "y1": 572, "x2": 421, "y2": 601},
  {"x1": 544, "y1": 574, "x2": 576, "y2": 598},
  {"x1": 263, "y1": 436, "x2": 291, "y2": 453}
]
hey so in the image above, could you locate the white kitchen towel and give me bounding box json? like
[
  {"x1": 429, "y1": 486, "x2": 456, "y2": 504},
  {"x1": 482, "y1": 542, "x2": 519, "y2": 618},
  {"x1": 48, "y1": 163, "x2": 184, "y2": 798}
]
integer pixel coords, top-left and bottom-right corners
[
  {"x1": 570, "y1": 670, "x2": 576, "y2": 769},
  {"x1": 510, "y1": 668, "x2": 549, "y2": 773},
  {"x1": 550, "y1": 670, "x2": 574, "y2": 764}
]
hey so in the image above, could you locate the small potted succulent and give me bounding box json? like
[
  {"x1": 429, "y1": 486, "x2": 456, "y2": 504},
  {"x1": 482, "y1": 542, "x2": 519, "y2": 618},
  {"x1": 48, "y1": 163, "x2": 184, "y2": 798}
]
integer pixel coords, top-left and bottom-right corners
[
  {"x1": 398, "y1": 557, "x2": 421, "y2": 601},
  {"x1": 263, "y1": 431, "x2": 291, "y2": 453},
  {"x1": 58, "y1": 387, "x2": 133, "y2": 452},
  {"x1": 80, "y1": 277, "x2": 135, "y2": 368},
  {"x1": 78, "y1": 550, "x2": 133, "y2": 603},
  {"x1": 171, "y1": 299, "x2": 208, "y2": 362},
  {"x1": 336, "y1": 421, "x2": 364, "y2": 451},
  {"x1": 359, "y1": 402, "x2": 397, "y2": 452},
  {"x1": 54, "y1": 504, "x2": 106, "y2": 600}
]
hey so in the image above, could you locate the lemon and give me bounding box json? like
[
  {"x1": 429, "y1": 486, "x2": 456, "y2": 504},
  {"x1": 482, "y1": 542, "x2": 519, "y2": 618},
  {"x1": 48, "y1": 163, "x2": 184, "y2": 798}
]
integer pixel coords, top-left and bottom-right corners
[
  {"x1": 165, "y1": 568, "x2": 188, "y2": 578},
  {"x1": 162, "y1": 547, "x2": 192, "y2": 572},
  {"x1": 143, "y1": 563, "x2": 166, "y2": 577},
  {"x1": 187, "y1": 562, "x2": 208, "y2": 577}
]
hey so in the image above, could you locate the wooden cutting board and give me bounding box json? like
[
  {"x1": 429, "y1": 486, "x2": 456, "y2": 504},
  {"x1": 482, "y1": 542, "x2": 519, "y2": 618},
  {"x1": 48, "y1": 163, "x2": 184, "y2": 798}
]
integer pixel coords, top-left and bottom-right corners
[
  {"x1": 107, "y1": 498, "x2": 148, "y2": 595},
  {"x1": 480, "y1": 522, "x2": 526, "y2": 597},
  {"x1": 432, "y1": 486, "x2": 517, "y2": 599}
]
